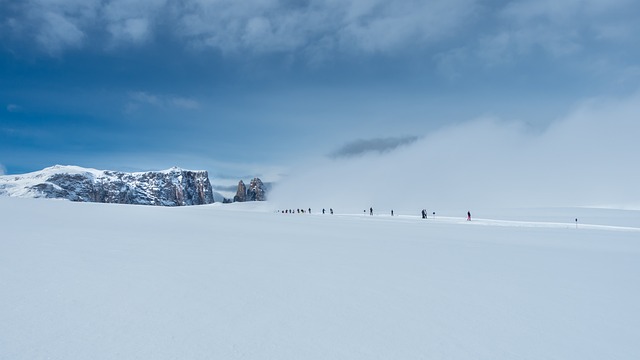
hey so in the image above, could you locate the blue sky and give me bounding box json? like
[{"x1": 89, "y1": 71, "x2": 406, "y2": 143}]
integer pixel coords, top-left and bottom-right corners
[{"x1": 1, "y1": 0, "x2": 639, "y2": 180}]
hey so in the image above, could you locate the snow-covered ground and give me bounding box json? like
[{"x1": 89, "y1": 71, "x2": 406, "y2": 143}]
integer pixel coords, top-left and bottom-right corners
[{"x1": 1, "y1": 197, "x2": 639, "y2": 359}]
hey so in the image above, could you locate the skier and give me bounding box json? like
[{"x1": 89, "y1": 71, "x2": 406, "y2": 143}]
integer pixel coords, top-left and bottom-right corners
[
  {"x1": 370, "y1": 207, "x2": 373, "y2": 216},
  {"x1": 391, "y1": 210, "x2": 394, "y2": 216},
  {"x1": 467, "y1": 211, "x2": 471, "y2": 221},
  {"x1": 330, "y1": 208, "x2": 333, "y2": 215},
  {"x1": 322, "y1": 208, "x2": 325, "y2": 214},
  {"x1": 308, "y1": 208, "x2": 311, "y2": 214}
]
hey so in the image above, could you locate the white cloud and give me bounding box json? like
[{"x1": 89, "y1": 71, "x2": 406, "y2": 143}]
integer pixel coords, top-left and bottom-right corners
[
  {"x1": 129, "y1": 91, "x2": 160, "y2": 105},
  {"x1": 0, "y1": 163, "x2": 6, "y2": 175},
  {"x1": 107, "y1": 17, "x2": 151, "y2": 44},
  {"x1": 339, "y1": 0, "x2": 476, "y2": 53},
  {"x1": 171, "y1": 97, "x2": 199, "y2": 109},
  {"x1": 270, "y1": 92, "x2": 640, "y2": 211},
  {"x1": 6, "y1": 0, "x2": 637, "y2": 74},
  {"x1": 492, "y1": 0, "x2": 637, "y2": 58},
  {"x1": 430, "y1": 0, "x2": 640, "y2": 76},
  {"x1": 127, "y1": 91, "x2": 199, "y2": 111},
  {"x1": 36, "y1": 11, "x2": 85, "y2": 55},
  {"x1": 7, "y1": 0, "x2": 478, "y2": 56},
  {"x1": 6, "y1": 104, "x2": 21, "y2": 112},
  {"x1": 7, "y1": 0, "x2": 102, "y2": 55},
  {"x1": 501, "y1": 0, "x2": 634, "y2": 24},
  {"x1": 102, "y1": 0, "x2": 168, "y2": 45}
]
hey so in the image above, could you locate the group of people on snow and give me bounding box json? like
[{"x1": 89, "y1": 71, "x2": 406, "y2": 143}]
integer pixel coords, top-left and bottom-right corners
[
  {"x1": 279, "y1": 208, "x2": 334, "y2": 215},
  {"x1": 279, "y1": 207, "x2": 472, "y2": 221},
  {"x1": 280, "y1": 208, "x2": 311, "y2": 214}
]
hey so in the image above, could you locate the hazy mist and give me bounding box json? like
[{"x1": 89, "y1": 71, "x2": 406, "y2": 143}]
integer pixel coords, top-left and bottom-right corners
[{"x1": 270, "y1": 93, "x2": 640, "y2": 214}]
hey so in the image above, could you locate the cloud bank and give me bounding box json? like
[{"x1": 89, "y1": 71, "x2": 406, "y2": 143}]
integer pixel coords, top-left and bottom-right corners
[
  {"x1": 3, "y1": 0, "x2": 638, "y2": 67},
  {"x1": 270, "y1": 93, "x2": 640, "y2": 212},
  {"x1": 1, "y1": 0, "x2": 474, "y2": 56}
]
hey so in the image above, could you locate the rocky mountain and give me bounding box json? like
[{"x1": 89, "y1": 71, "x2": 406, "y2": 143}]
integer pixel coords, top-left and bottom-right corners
[
  {"x1": 233, "y1": 177, "x2": 267, "y2": 202},
  {"x1": 234, "y1": 180, "x2": 247, "y2": 202},
  {"x1": 0, "y1": 165, "x2": 215, "y2": 206},
  {"x1": 247, "y1": 178, "x2": 266, "y2": 201}
]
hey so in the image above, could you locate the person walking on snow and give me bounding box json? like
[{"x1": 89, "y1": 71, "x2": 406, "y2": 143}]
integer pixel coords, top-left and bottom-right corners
[
  {"x1": 467, "y1": 211, "x2": 471, "y2": 221},
  {"x1": 370, "y1": 207, "x2": 373, "y2": 216}
]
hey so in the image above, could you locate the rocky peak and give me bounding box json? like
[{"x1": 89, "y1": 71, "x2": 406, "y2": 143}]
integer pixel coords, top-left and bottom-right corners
[
  {"x1": 247, "y1": 177, "x2": 266, "y2": 201},
  {"x1": 231, "y1": 177, "x2": 267, "y2": 202},
  {"x1": 234, "y1": 180, "x2": 247, "y2": 202}
]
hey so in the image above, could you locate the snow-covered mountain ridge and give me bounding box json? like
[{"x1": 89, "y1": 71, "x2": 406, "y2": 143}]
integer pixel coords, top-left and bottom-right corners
[{"x1": 0, "y1": 165, "x2": 215, "y2": 206}]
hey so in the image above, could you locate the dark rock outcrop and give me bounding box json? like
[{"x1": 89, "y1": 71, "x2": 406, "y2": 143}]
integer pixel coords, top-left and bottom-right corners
[
  {"x1": 247, "y1": 178, "x2": 266, "y2": 201},
  {"x1": 232, "y1": 177, "x2": 267, "y2": 202},
  {"x1": 234, "y1": 180, "x2": 247, "y2": 202}
]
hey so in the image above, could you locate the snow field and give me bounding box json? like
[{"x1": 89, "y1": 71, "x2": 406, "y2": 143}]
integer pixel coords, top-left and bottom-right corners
[{"x1": 1, "y1": 197, "x2": 639, "y2": 359}]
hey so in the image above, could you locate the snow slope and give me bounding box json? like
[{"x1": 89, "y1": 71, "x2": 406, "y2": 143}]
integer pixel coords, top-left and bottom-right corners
[{"x1": 1, "y1": 197, "x2": 639, "y2": 359}]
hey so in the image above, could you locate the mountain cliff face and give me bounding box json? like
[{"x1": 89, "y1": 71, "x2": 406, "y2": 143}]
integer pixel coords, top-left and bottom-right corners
[
  {"x1": 247, "y1": 178, "x2": 266, "y2": 201},
  {"x1": 0, "y1": 165, "x2": 215, "y2": 206},
  {"x1": 234, "y1": 180, "x2": 247, "y2": 202},
  {"x1": 232, "y1": 177, "x2": 267, "y2": 202}
]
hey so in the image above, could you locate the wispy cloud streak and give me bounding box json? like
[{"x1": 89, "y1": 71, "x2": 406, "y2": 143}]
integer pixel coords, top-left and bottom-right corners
[{"x1": 330, "y1": 136, "x2": 419, "y2": 158}]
